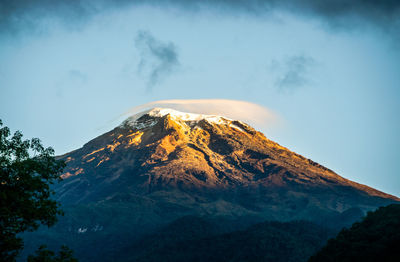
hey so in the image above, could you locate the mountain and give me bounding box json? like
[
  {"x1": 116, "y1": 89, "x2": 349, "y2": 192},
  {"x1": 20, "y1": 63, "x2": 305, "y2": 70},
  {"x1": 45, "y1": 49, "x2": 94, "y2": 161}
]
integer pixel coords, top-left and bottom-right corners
[
  {"x1": 56, "y1": 108, "x2": 397, "y2": 213},
  {"x1": 22, "y1": 108, "x2": 399, "y2": 261}
]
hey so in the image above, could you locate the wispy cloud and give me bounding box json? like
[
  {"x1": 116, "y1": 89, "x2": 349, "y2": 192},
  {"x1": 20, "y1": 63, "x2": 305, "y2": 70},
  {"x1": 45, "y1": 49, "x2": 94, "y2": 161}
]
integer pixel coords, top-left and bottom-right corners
[
  {"x1": 134, "y1": 31, "x2": 180, "y2": 91},
  {"x1": 274, "y1": 55, "x2": 316, "y2": 92},
  {"x1": 68, "y1": 70, "x2": 87, "y2": 83}
]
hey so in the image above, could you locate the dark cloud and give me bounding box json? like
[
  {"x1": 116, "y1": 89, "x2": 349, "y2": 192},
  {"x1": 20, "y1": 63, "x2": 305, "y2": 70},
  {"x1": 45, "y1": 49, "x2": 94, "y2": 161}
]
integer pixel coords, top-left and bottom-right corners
[
  {"x1": 292, "y1": 0, "x2": 400, "y2": 21},
  {"x1": 0, "y1": 0, "x2": 93, "y2": 35},
  {"x1": 286, "y1": 0, "x2": 400, "y2": 32},
  {"x1": 0, "y1": 1, "x2": 399, "y2": 35},
  {"x1": 134, "y1": 31, "x2": 179, "y2": 90},
  {"x1": 274, "y1": 55, "x2": 315, "y2": 92}
]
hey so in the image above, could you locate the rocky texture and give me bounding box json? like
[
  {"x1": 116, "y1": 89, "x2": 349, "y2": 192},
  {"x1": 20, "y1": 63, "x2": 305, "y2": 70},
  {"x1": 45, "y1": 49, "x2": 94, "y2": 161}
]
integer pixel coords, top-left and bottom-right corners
[{"x1": 56, "y1": 108, "x2": 398, "y2": 221}]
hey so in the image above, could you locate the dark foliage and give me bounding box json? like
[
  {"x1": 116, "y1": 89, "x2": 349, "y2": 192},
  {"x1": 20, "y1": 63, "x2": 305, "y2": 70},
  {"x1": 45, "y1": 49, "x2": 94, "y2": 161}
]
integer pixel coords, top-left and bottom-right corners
[
  {"x1": 119, "y1": 217, "x2": 335, "y2": 262},
  {"x1": 309, "y1": 204, "x2": 400, "y2": 262},
  {"x1": 27, "y1": 245, "x2": 77, "y2": 262},
  {"x1": 0, "y1": 119, "x2": 76, "y2": 261}
]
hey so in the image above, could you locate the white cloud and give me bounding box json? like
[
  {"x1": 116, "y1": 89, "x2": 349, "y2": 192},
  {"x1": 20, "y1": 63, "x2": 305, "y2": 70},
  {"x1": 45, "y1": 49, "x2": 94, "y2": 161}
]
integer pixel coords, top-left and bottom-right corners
[{"x1": 117, "y1": 99, "x2": 281, "y2": 131}]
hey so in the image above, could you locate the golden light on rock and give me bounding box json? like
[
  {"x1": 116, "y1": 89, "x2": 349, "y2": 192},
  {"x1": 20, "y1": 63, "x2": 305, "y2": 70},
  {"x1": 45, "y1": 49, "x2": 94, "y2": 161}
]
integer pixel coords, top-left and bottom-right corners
[
  {"x1": 83, "y1": 147, "x2": 105, "y2": 159},
  {"x1": 127, "y1": 131, "x2": 143, "y2": 146},
  {"x1": 107, "y1": 142, "x2": 121, "y2": 152}
]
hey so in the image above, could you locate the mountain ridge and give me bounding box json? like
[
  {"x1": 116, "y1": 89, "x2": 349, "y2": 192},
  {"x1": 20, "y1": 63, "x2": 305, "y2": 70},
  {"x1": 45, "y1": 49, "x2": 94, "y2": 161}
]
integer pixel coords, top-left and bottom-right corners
[{"x1": 55, "y1": 108, "x2": 398, "y2": 211}]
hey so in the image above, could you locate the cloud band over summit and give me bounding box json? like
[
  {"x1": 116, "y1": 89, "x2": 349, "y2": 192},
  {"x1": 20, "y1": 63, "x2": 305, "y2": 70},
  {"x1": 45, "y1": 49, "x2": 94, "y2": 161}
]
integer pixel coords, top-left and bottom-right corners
[
  {"x1": 1, "y1": 0, "x2": 399, "y2": 34},
  {"x1": 120, "y1": 99, "x2": 280, "y2": 130}
]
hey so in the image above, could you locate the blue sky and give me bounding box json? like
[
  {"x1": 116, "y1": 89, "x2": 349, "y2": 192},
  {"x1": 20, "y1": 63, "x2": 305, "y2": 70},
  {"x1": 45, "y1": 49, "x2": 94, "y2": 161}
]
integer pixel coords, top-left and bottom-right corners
[{"x1": 1, "y1": 1, "x2": 399, "y2": 196}]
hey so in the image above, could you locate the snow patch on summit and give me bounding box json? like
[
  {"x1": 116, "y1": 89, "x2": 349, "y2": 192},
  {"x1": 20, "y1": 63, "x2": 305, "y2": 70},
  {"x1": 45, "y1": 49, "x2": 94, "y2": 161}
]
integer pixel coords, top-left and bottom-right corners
[
  {"x1": 148, "y1": 108, "x2": 231, "y2": 124},
  {"x1": 120, "y1": 108, "x2": 243, "y2": 130}
]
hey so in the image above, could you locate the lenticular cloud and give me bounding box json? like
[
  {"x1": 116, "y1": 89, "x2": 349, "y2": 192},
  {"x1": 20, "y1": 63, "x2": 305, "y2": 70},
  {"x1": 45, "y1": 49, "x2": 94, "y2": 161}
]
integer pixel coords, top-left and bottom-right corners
[{"x1": 122, "y1": 99, "x2": 280, "y2": 130}]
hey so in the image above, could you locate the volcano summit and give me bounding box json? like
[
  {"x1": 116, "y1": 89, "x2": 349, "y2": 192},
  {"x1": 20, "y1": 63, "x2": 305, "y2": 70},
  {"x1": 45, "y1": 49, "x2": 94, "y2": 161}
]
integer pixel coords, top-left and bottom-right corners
[{"x1": 57, "y1": 108, "x2": 397, "y2": 216}]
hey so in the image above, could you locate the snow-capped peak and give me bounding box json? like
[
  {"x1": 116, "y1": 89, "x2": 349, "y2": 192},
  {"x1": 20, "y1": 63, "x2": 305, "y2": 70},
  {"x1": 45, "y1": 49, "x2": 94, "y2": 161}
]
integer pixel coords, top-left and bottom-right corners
[
  {"x1": 147, "y1": 108, "x2": 231, "y2": 124},
  {"x1": 120, "y1": 107, "x2": 236, "y2": 130}
]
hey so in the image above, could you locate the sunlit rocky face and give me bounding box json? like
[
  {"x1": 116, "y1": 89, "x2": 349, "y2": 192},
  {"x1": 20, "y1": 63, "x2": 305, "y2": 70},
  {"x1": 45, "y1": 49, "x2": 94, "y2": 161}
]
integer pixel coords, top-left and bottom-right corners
[{"x1": 57, "y1": 108, "x2": 398, "y2": 220}]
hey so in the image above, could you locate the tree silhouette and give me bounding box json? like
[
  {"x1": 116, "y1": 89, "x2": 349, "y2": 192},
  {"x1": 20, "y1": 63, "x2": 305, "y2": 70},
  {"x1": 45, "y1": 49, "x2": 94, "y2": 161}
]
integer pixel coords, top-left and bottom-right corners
[{"x1": 0, "y1": 119, "x2": 76, "y2": 261}]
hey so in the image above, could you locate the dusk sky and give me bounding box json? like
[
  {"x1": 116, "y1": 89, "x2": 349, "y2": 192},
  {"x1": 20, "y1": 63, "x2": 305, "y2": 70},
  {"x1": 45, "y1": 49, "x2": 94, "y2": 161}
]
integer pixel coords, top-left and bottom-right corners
[{"x1": 1, "y1": 1, "x2": 399, "y2": 196}]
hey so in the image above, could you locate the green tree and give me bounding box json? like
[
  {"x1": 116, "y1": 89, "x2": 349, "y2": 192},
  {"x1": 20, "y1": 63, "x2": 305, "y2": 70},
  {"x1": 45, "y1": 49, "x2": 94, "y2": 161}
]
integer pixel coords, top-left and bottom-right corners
[
  {"x1": 27, "y1": 245, "x2": 77, "y2": 262},
  {"x1": 309, "y1": 204, "x2": 400, "y2": 262},
  {"x1": 0, "y1": 119, "x2": 75, "y2": 261}
]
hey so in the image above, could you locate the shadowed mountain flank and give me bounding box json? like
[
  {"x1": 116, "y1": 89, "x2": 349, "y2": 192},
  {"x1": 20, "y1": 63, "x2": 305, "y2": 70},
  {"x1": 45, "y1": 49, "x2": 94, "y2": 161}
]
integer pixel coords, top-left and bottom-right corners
[{"x1": 22, "y1": 108, "x2": 397, "y2": 262}]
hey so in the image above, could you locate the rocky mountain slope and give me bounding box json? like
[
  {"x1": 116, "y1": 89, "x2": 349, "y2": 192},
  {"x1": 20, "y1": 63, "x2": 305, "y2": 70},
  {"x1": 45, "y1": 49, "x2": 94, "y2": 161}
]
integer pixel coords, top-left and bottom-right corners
[
  {"x1": 55, "y1": 108, "x2": 397, "y2": 219},
  {"x1": 21, "y1": 108, "x2": 398, "y2": 262}
]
